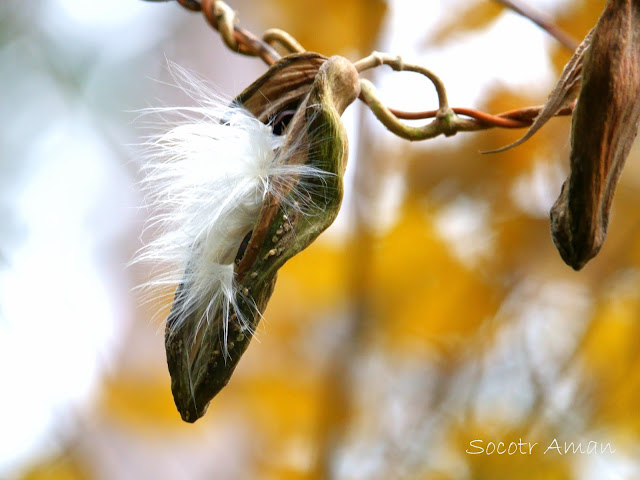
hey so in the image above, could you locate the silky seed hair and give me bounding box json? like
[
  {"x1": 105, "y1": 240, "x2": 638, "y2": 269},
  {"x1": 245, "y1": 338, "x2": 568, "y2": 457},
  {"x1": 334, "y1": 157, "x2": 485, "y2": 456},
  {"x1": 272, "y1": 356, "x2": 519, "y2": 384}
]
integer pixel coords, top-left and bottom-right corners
[{"x1": 134, "y1": 62, "x2": 334, "y2": 357}]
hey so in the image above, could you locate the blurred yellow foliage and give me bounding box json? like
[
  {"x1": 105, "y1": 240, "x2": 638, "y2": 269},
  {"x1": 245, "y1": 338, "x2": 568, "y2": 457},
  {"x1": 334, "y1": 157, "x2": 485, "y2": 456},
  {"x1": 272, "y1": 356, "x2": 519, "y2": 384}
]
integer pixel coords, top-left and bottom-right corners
[
  {"x1": 99, "y1": 375, "x2": 188, "y2": 430},
  {"x1": 580, "y1": 276, "x2": 640, "y2": 433},
  {"x1": 264, "y1": 240, "x2": 348, "y2": 341},
  {"x1": 583, "y1": 294, "x2": 640, "y2": 382},
  {"x1": 253, "y1": 0, "x2": 386, "y2": 55},
  {"x1": 373, "y1": 202, "x2": 500, "y2": 351},
  {"x1": 427, "y1": 1, "x2": 504, "y2": 46},
  {"x1": 236, "y1": 375, "x2": 321, "y2": 438},
  {"x1": 21, "y1": 456, "x2": 88, "y2": 480}
]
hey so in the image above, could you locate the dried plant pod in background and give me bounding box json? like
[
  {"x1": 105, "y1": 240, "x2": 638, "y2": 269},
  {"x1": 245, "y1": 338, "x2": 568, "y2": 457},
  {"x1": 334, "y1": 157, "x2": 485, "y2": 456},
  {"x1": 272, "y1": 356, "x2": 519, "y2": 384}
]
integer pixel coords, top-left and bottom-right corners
[
  {"x1": 550, "y1": 0, "x2": 640, "y2": 270},
  {"x1": 161, "y1": 54, "x2": 360, "y2": 422}
]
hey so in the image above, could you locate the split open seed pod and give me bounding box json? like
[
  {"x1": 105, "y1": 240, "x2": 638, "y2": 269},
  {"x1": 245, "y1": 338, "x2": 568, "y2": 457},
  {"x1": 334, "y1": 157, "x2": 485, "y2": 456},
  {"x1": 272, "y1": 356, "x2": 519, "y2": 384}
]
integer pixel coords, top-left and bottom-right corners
[
  {"x1": 165, "y1": 53, "x2": 360, "y2": 422},
  {"x1": 550, "y1": 0, "x2": 640, "y2": 270}
]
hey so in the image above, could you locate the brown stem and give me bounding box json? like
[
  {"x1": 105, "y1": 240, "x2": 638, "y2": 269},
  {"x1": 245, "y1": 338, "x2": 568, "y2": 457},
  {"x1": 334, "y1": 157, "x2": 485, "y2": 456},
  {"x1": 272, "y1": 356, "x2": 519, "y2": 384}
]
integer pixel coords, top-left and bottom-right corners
[
  {"x1": 389, "y1": 105, "x2": 574, "y2": 129},
  {"x1": 175, "y1": 0, "x2": 281, "y2": 64},
  {"x1": 263, "y1": 28, "x2": 306, "y2": 54},
  {"x1": 169, "y1": 0, "x2": 575, "y2": 140},
  {"x1": 354, "y1": 52, "x2": 449, "y2": 110},
  {"x1": 360, "y1": 77, "x2": 575, "y2": 141},
  {"x1": 494, "y1": 0, "x2": 579, "y2": 51},
  {"x1": 176, "y1": 0, "x2": 201, "y2": 11},
  {"x1": 233, "y1": 27, "x2": 280, "y2": 65}
]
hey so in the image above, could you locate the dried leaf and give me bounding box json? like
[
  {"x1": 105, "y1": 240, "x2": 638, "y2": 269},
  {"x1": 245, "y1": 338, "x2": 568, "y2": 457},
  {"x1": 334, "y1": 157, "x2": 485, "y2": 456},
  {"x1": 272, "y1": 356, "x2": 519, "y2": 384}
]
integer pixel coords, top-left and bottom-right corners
[{"x1": 550, "y1": 0, "x2": 640, "y2": 270}]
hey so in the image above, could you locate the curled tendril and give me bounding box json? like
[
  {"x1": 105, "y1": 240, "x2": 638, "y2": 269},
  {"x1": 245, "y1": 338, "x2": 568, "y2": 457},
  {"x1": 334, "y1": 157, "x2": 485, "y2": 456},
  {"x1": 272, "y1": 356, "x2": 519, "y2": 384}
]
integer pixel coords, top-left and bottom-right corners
[{"x1": 163, "y1": 0, "x2": 574, "y2": 141}]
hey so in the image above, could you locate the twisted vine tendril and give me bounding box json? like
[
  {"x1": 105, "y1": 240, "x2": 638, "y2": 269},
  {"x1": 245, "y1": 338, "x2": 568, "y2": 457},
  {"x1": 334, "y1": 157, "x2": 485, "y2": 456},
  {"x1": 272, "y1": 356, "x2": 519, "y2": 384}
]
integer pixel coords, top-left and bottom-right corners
[{"x1": 164, "y1": 0, "x2": 576, "y2": 141}]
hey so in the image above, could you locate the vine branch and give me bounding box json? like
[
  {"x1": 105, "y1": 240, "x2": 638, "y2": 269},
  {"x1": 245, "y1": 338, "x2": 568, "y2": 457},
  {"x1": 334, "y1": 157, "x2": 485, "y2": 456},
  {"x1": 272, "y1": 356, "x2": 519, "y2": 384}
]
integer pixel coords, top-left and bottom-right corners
[
  {"x1": 159, "y1": 0, "x2": 576, "y2": 141},
  {"x1": 494, "y1": 0, "x2": 579, "y2": 51}
]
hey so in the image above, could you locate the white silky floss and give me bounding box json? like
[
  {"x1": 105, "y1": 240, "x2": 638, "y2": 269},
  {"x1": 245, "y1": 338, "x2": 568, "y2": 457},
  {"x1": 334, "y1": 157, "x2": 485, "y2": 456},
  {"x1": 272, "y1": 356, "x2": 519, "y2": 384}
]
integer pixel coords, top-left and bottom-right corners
[{"x1": 136, "y1": 66, "x2": 322, "y2": 355}]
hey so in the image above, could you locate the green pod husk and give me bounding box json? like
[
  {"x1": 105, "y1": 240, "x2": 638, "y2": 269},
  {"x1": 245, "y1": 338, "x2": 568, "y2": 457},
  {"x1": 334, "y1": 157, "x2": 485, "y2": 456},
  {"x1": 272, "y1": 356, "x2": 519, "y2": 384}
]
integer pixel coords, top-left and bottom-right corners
[{"x1": 165, "y1": 54, "x2": 360, "y2": 422}]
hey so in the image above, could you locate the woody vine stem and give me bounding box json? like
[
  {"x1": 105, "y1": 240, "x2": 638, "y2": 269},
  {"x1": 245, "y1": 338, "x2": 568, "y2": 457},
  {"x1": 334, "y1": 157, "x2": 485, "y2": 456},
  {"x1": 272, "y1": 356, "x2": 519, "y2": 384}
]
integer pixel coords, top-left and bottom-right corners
[{"x1": 164, "y1": 0, "x2": 577, "y2": 141}]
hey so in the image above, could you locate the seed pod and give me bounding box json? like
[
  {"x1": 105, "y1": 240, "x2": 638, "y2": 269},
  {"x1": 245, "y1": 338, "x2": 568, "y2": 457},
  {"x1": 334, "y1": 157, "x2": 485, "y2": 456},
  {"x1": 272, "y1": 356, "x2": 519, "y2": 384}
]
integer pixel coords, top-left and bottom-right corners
[
  {"x1": 164, "y1": 54, "x2": 360, "y2": 422},
  {"x1": 550, "y1": 0, "x2": 640, "y2": 270}
]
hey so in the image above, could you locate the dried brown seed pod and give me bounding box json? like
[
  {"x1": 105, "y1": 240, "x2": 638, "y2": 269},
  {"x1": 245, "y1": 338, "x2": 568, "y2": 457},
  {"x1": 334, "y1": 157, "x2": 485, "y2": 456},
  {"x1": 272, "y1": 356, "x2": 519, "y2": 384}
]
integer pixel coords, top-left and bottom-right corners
[{"x1": 550, "y1": 0, "x2": 640, "y2": 270}]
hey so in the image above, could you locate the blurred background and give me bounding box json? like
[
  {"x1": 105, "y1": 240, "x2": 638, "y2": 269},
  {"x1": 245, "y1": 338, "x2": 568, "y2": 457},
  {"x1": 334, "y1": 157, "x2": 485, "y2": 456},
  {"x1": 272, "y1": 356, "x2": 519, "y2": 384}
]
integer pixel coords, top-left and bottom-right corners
[{"x1": 2, "y1": 0, "x2": 640, "y2": 478}]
